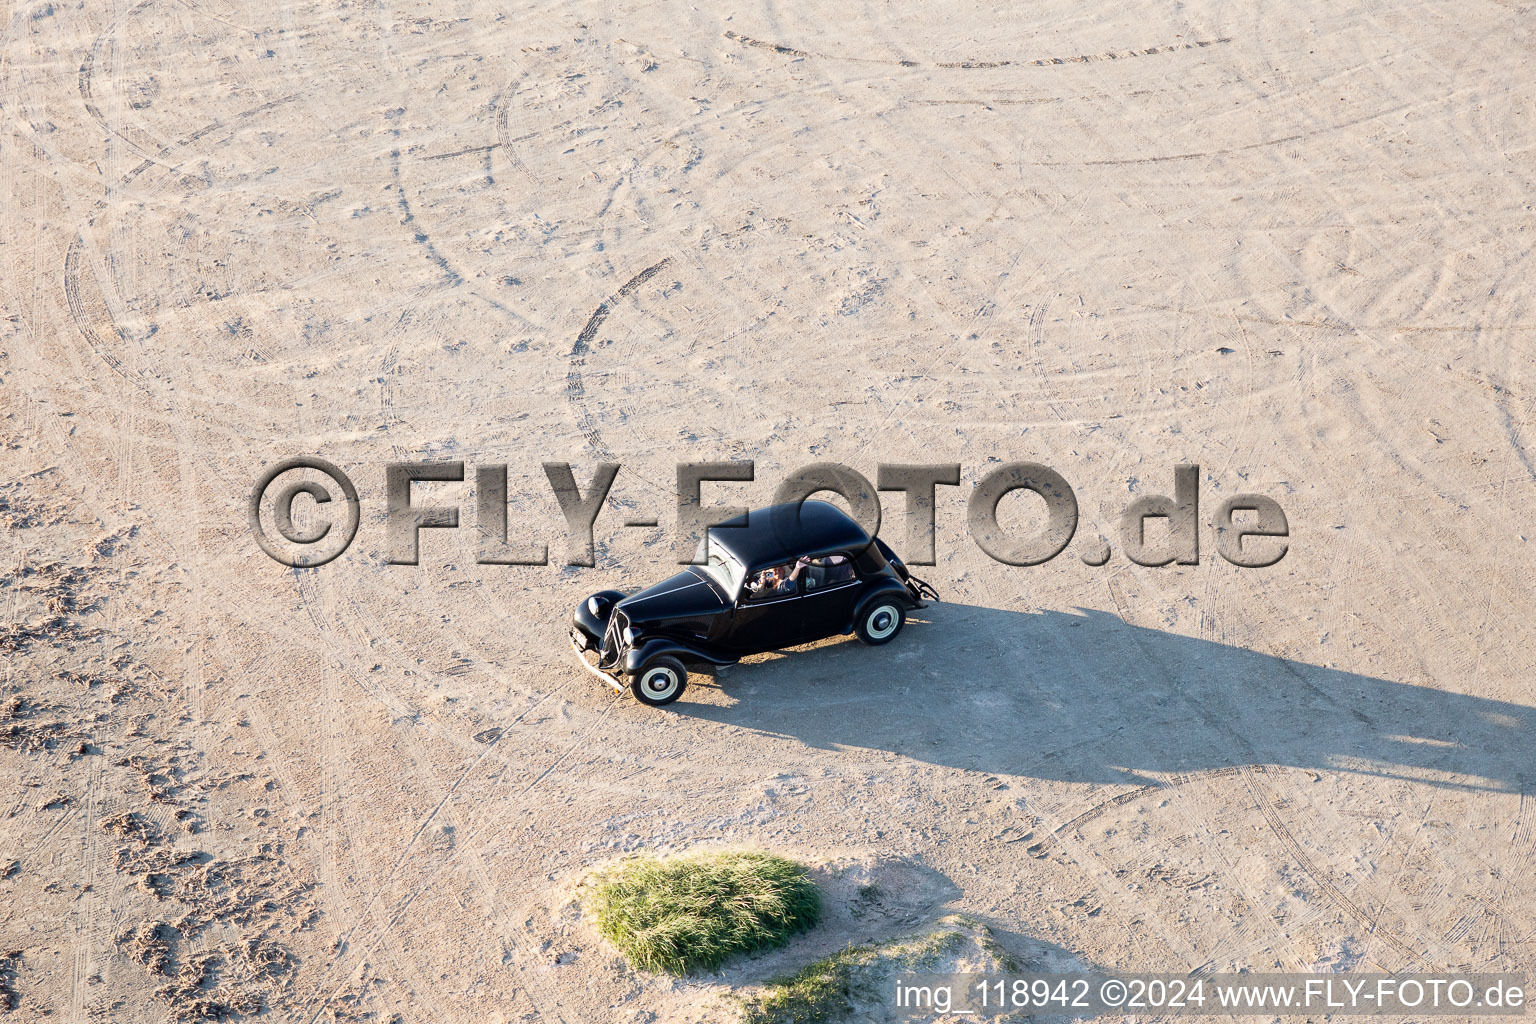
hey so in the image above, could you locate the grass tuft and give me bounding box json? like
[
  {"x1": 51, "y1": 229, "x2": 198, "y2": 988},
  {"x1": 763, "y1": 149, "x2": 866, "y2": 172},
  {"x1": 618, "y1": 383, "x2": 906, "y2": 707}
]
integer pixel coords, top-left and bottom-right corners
[
  {"x1": 739, "y1": 945, "x2": 873, "y2": 1024},
  {"x1": 739, "y1": 915, "x2": 1018, "y2": 1024},
  {"x1": 586, "y1": 851, "x2": 822, "y2": 975}
]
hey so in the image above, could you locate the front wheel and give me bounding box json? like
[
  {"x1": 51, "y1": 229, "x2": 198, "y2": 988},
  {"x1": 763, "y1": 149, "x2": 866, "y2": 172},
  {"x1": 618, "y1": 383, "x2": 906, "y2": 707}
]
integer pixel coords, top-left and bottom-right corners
[
  {"x1": 855, "y1": 601, "x2": 906, "y2": 645},
  {"x1": 630, "y1": 655, "x2": 688, "y2": 706}
]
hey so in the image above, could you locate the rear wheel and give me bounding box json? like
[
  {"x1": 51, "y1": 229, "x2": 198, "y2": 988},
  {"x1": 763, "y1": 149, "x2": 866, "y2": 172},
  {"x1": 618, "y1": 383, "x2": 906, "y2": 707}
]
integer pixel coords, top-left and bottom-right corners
[
  {"x1": 856, "y1": 601, "x2": 905, "y2": 645},
  {"x1": 630, "y1": 655, "x2": 687, "y2": 706}
]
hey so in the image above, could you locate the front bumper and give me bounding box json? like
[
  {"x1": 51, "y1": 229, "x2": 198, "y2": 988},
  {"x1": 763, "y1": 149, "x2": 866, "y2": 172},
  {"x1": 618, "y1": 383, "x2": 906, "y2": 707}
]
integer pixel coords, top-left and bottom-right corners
[{"x1": 569, "y1": 627, "x2": 625, "y2": 693}]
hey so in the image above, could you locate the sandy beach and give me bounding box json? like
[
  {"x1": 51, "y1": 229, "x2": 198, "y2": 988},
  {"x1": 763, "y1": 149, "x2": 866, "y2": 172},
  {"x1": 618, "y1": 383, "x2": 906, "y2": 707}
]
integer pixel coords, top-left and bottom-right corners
[{"x1": 1, "y1": 0, "x2": 1533, "y2": 1019}]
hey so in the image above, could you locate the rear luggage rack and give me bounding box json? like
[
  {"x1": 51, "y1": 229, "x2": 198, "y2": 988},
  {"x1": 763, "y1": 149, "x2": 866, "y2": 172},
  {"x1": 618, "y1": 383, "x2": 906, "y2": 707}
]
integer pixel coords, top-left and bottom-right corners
[{"x1": 905, "y1": 574, "x2": 939, "y2": 603}]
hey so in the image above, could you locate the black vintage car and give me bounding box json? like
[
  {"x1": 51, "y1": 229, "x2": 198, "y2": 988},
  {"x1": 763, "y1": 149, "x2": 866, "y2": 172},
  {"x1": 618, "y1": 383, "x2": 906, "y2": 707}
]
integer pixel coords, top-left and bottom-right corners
[{"x1": 569, "y1": 500, "x2": 938, "y2": 706}]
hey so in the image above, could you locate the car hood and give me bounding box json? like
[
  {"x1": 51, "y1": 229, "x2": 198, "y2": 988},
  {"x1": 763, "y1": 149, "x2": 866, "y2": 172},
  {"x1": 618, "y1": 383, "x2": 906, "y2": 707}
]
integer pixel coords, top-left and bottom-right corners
[{"x1": 616, "y1": 569, "x2": 729, "y2": 623}]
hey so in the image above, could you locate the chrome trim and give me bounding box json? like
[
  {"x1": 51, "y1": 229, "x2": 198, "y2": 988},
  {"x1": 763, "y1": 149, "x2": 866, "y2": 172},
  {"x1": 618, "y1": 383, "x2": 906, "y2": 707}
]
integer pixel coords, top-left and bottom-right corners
[
  {"x1": 622, "y1": 578, "x2": 709, "y2": 607},
  {"x1": 600, "y1": 609, "x2": 628, "y2": 667},
  {"x1": 570, "y1": 634, "x2": 626, "y2": 693},
  {"x1": 740, "y1": 592, "x2": 799, "y2": 606},
  {"x1": 802, "y1": 579, "x2": 859, "y2": 595}
]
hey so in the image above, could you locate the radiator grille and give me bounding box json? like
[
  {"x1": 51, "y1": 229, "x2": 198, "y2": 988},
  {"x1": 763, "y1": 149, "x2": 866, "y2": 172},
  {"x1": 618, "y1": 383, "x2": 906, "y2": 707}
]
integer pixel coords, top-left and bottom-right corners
[{"x1": 599, "y1": 609, "x2": 628, "y2": 668}]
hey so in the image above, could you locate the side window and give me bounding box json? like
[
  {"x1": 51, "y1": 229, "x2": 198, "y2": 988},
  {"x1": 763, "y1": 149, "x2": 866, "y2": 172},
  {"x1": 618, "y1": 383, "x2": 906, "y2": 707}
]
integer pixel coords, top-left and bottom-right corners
[
  {"x1": 801, "y1": 553, "x2": 855, "y2": 589},
  {"x1": 823, "y1": 553, "x2": 855, "y2": 584},
  {"x1": 743, "y1": 563, "x2": 797, "y2": 601}
]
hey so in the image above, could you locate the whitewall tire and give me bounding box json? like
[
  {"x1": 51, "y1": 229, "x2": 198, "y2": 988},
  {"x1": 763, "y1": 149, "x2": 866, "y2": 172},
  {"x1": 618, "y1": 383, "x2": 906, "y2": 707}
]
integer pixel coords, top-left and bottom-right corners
[
  {"x1": 856, "y1": 601, "x2": 905, "y2": 645},
  {"x1": 631, "y1": 655, "x2": 688, "y2": 706}
]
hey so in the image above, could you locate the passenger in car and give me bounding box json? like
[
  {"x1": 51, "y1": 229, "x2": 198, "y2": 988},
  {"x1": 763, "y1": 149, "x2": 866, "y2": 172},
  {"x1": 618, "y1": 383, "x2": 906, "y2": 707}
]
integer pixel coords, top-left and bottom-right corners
[
  {"x1": 822, "y1": 553, "x2": 853, "y2": 583},
  {"x1": 801, "y1": 554, "x2": 853, "y2": 589}
]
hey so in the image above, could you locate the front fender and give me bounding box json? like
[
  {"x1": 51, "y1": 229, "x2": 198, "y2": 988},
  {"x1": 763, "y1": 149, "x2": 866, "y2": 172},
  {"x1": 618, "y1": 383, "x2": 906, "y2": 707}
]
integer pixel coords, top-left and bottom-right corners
[
  {"x1": 623, "y1": 637, "x2": 740, "y2": 676},
  {"x1": 847, "y1": 581, "x2": 919, "y2": 633},
  {"x1": 573, "y1": 589, "x2": 628, "y2": 643}
]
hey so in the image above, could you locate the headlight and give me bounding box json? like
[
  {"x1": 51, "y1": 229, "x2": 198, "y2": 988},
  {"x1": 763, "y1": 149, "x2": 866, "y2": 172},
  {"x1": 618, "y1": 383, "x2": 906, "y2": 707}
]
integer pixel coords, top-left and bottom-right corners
[
  {"x1": 622, "y1": 626, "x2": 636, "y2": 645},
  {"x1": 587, "y1": 596, "x2": 602, "y2": 616}
]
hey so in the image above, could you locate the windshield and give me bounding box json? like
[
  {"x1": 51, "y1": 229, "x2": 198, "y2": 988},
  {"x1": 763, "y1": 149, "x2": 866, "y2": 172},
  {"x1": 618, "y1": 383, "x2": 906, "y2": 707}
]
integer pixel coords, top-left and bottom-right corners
[{"x1": 696, "y1": 535, "x2": 746, "y2": 596}]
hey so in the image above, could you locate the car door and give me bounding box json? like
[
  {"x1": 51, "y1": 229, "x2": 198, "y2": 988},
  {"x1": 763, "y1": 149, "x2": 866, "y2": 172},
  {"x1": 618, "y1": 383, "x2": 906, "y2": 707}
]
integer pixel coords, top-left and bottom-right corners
[
  {"x1": 730, "y1": 562, "x2": 805, "y2": 653},
  {"x1": 793, "y1": 552, "x2": 861, "y2": 641}
]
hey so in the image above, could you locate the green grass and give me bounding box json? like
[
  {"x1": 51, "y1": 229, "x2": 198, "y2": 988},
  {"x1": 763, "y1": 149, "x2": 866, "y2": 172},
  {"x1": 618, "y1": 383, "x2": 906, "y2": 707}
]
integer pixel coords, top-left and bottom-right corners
[
  {"x1": 586, "y1": 851, "x2": 822, "y2": 975},
  {"x1": 739, "y1": 945, "x2": 873, "y2": 1024},
  {"x1": 739, "y1": 916, "x2": 1015, "y2": 1024},
  {"x1": 738, "y1": 934, "x2": 957, "y2": 1024}
]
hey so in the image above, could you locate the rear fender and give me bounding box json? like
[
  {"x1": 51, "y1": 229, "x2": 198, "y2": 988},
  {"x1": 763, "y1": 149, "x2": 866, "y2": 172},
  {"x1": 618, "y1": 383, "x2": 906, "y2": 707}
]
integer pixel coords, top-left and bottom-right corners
[{"x1": 847, "y1": 581, "x2": 919, "y2": 632}]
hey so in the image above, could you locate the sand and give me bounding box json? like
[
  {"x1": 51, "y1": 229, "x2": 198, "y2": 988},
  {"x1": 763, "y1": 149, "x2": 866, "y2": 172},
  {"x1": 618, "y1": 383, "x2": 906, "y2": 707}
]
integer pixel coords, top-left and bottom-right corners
[{"x1": 1, "y1": 0, "x2": 1534, "y2": 1019}]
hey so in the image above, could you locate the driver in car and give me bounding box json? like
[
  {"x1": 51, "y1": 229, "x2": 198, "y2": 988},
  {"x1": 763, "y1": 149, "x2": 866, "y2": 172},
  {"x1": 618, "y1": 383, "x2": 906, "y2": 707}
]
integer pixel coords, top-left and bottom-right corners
[{"x1": 750, "y1": 564, "x2": 801, "y2": 598}]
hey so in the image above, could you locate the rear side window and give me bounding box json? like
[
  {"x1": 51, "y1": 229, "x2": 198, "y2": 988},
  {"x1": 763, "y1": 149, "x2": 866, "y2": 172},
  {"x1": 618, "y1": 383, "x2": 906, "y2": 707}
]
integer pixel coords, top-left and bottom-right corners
[{"x1": 801, "y1": 553, "x2": 855, "y2": 589}]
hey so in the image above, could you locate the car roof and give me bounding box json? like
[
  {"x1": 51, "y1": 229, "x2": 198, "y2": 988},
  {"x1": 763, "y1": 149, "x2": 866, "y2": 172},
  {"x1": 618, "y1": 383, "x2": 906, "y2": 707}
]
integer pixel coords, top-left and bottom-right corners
[{"x1": 707, "y1": 500, "x2": 871, "y2": 569}]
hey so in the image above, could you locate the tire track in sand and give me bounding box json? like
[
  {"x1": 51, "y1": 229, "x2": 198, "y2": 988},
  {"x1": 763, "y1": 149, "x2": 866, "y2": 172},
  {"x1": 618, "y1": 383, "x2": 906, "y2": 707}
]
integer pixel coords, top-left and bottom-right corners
[
  {"x1": 298, "y1": 694, "x2": 610, "y2": 1024},
  {"x1": 1240, "y1": 767, "x2": 1437, "y2": 970},
  {"x1": 723, "y1": 30, "x2": 1230, "y2": 70},
  {"x1": 566, "y1": 257, "x2": 674, "y2": 459},
  {"x1": 1025, "y1": 765, "x2": 1274, "y2": 858},
  {"x1": 77, "y1": 0, "x2": 159, "y2": 156},
  {"x1": 60, "y1": 92, "x2": 299, "y2": 396}
]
